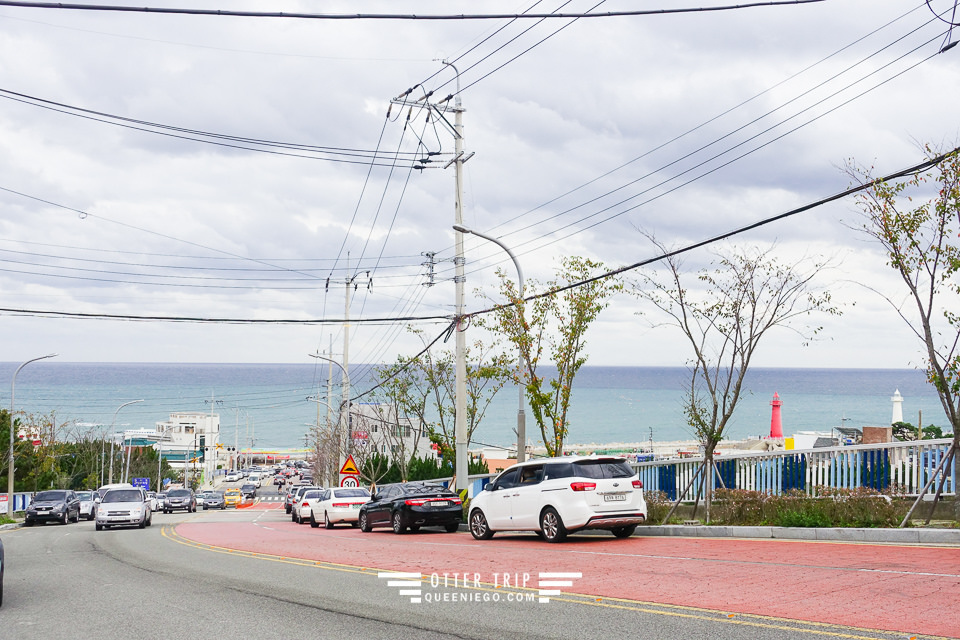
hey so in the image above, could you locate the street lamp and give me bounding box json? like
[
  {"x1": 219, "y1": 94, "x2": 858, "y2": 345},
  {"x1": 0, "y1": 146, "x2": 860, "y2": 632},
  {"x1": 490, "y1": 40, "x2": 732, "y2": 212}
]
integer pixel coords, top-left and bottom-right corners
[
  {"x1": 308, "y1": 352, "x2": 351, "y2": 456},
  {"x1": 156, "y1": 424, "x2": 174, "y2": 493},
  {"x1": 108, "y1": 399, "x2": 143, "y2": 484},
  {"x1": 7, "y1": 353, "x2": 57, "y2": 511},
  {"x1": 453, "y1": 224, "x2": 528, "y2": 463}
]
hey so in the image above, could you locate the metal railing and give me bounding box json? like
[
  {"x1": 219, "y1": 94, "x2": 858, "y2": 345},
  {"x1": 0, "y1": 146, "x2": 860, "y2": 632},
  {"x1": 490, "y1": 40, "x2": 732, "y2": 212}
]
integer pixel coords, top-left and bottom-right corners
[{"x1": 633, "y1": 438, "x2": 955, "y2": 500}]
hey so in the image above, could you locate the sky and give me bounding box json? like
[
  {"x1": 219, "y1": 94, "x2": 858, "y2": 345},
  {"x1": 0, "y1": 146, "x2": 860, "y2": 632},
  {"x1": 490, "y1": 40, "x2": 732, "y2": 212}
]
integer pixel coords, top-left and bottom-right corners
[{"x1": 1, "y1": 0, "x2": 959, "y2": 371}]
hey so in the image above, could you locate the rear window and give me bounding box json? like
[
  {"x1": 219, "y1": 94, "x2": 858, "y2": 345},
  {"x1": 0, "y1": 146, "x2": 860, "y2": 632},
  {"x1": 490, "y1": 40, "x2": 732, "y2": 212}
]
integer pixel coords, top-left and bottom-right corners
[
  {"x1": 571, "y1": 460, "x2": 635, "y2": 479},
  {"x1": 333, "y1": 489, "x2": 369, "y2": 498}
]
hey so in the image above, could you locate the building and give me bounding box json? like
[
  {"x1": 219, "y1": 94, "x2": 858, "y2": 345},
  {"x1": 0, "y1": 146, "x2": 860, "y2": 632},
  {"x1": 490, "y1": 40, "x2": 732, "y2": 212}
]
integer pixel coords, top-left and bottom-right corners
[{"x1": 151, "y1": 412, "x2": 221, "y2": 485}]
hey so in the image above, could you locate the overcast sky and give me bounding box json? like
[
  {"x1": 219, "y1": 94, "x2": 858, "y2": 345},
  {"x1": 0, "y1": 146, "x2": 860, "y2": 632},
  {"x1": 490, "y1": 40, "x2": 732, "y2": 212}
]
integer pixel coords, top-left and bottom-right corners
[{"x1": 1, "y1": 0, "x2": 958, "y2": 371}]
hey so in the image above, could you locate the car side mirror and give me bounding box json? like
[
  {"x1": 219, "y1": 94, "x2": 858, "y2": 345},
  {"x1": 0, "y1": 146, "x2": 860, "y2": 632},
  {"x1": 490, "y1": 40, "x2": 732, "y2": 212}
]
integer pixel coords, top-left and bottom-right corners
[{"x1": 484, "y1": 483, "x2": 495, "y2": 492}]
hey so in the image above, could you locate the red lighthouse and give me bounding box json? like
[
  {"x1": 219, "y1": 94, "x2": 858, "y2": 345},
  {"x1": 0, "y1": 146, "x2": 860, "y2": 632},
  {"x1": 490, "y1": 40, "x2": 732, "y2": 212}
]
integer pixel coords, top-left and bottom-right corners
[{"x1": 769, "y1": 392, "x2": 783, "y2": 438}]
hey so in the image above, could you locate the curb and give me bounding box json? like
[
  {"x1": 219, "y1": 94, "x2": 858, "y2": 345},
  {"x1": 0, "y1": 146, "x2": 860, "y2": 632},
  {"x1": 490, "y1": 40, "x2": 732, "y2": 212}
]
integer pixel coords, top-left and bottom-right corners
[
  {"x1": 0, "y1": 522, "x2": 23, "y2": 531},
  {"x1": 635, "y1": 525, "x2": 960, "y2": 544}
]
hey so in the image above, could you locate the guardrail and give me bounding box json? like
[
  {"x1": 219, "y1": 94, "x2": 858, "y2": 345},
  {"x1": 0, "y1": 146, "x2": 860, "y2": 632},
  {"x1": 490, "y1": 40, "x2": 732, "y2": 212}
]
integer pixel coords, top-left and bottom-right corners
[{"x1": 634, "y1": 438, "x2": 955, "y2": 500}]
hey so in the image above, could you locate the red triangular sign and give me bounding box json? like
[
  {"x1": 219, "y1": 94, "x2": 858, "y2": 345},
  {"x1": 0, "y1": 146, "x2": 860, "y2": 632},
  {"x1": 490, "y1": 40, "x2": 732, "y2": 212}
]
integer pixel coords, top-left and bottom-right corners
[{"x1": 339, "y1": 455, "x2": 359, "y2": 475}]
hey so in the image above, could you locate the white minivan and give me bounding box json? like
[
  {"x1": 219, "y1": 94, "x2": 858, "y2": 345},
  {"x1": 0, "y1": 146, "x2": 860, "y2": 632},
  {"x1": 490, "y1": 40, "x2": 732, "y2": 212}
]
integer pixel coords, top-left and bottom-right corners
[
  {"x1": 468, "y1": 456, "x2": 647, "y2": 543},
  {"x1": 248, "y1": 472, "x2": 262, "y2": 487}
]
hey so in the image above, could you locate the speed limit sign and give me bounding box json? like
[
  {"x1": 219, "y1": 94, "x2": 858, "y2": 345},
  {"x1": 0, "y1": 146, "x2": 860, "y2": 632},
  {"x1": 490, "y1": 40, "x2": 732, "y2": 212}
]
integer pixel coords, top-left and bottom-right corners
[{"x1": 340, "y1": 475, "x2": 359, "y2": 487}]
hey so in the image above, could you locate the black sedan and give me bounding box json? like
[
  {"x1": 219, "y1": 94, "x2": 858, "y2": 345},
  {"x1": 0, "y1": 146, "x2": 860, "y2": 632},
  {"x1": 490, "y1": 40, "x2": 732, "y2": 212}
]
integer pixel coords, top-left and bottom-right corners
[
  {"x1": 24, "y1": 490, "x2": 81, "y2": 526},
  {"x1": 240, "y1": 483, "x2": 257, "y2": 499},
  {"x1": 358, "y1": 483, "x2": 462, "y2": 534}
]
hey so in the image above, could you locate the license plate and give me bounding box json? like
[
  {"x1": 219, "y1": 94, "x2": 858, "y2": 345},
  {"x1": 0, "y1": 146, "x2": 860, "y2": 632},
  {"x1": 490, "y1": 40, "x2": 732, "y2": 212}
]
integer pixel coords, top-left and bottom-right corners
[
  {"x1": 431, "y1": 501, "x2": 450, "y2": 507},
  {"x1": 604, "y1": 494, "x2": 627, "y2": 502},
  {"x1": 351, "y1": 503, "x2": 362, "y2": 509}
]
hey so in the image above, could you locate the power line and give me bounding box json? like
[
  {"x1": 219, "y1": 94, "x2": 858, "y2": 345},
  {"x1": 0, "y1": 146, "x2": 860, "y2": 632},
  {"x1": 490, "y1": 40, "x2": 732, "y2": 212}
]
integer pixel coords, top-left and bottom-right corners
[
  {"x1": 0, "y1": 307, "x2": 451, "y2": 324},
  {"x1": 0, "y1": 1, "x2": 828, "y2": 21}
]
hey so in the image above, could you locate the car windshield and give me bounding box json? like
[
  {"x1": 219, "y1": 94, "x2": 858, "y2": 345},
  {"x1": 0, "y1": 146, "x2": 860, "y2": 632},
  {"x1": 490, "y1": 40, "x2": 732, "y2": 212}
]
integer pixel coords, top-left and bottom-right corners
[
  {"x1": 76, "y1": 491, "x2": 93, "y2": 500},
  {"x1": 241, "y1": 484, "x2": 255, "y2": 490},
  {"x1": 34, "y1": 490, "x2": 67, "y2": 501},
  {"x1": 333, "y1": 489, "x2": 370, "y2": 498},
  {"x1": 168, "y1": 489, "x2": 191, "y2": 497},
  {"x1": 103, "y1": 489, "x2": 143, "y2": 503}
]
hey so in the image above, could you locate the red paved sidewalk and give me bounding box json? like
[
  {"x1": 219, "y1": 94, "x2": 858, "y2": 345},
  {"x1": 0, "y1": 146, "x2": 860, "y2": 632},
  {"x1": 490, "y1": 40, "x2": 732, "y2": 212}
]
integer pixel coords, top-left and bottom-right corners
[{"x1": 177, "y1": 521, "x2": 960, "y2": 638}]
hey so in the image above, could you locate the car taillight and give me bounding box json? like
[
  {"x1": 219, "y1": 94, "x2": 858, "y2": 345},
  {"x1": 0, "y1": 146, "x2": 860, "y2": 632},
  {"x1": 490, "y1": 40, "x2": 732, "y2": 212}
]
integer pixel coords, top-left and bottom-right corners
[
  {"x1": 632, "y1": 480, "x2": 643, "y2": 489},
  {"x1": 570, "y1": 482, "x2": 596, "y2": 492},
  {"x1": 405, "y1": 498, "x2": 430, "y2": 506},
  {"x1": 331, "y1": 502, "x2": 350, "y2": 507}
]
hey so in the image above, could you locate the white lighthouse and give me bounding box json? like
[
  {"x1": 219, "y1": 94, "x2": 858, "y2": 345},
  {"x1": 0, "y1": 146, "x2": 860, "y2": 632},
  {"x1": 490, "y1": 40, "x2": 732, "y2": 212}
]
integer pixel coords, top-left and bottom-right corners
[{"x1": 891, "y1": 389, "x2": 904, "y2": 425}]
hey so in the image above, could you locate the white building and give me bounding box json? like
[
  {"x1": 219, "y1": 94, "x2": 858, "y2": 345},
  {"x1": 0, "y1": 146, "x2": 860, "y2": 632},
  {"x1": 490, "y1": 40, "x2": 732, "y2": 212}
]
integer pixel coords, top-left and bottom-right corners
[
  {"x1": 151, "y1": 412, "x2": 221, "y2": 485},
  {"x1": 348, "y1": 403, "x2": 435, "y2": 462}
]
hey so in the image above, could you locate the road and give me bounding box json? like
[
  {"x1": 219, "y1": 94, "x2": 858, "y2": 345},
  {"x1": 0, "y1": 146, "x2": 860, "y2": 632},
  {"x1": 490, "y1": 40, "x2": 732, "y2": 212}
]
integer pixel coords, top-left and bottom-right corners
[{"x1": 1, "y1": 488, "x2": 957, "y2": 640}]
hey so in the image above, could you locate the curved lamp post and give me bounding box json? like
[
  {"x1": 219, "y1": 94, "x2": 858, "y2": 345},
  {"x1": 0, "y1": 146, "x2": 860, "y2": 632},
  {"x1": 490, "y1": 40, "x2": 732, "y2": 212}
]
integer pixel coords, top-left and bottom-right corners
[
  {"x1": 7, "y1": 353, "x2": 58, "y2": 510},
  {"x1": 108, "y1": 399, "x2": 143, "y2": 484},
  {"x1": 308, "y1": 352, "x2": 351, "y2": 455},
  {"x1": 453, "y1": 224, "x2": 528, "y2": 463}
]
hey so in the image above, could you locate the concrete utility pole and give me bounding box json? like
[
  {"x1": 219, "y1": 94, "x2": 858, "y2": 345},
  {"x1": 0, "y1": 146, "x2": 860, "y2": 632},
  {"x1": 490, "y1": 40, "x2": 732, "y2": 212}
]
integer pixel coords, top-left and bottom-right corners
[
  {"x1": 391, "y1": 61, "x2": 473, "y2": 492},
  {"x1": 108, "y1": 399, "x2": 142, "y2": 484},
  {"x1": 450, "y1": 64, "x2": 469, "y2": 492}
]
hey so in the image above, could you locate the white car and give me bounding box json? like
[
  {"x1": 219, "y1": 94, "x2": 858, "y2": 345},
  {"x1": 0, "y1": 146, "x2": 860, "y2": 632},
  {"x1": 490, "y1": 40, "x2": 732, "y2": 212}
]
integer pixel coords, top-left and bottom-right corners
[
  {"x1": 309, "y1": 487, "x2": 370, "y2": 529},
  {"x1": 76, "y1": 490, "x2": 97, "y2": 521},
  {"x1": 96, "y1": 487, "x2": 152, "y2": 530},
  {"x1": 224, "y1": 471, "x2": 241, "y2": 482},
  {"x1": 248, "y1": 473, "x2": 262, "y2": 488},
  {"x1": 468, "y1": 456, "x2": 647, "y2": 542},
  {"x1": 291, "y1": 488, "x2": 324, "y2": 524}
]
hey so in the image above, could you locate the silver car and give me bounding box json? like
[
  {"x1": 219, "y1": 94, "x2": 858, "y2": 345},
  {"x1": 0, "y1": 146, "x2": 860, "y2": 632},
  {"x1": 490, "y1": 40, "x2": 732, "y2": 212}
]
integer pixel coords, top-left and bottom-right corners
[{"x1": 96, "y1": 487, "x2": 152, "y2": 530}]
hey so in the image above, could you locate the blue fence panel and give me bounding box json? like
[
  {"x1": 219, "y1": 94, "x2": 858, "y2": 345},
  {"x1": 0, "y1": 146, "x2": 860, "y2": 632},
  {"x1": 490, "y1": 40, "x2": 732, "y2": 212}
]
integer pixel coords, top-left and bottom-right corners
[
  {"x1": 715, "y1": 459, "x2": 737, "y2": 490},
  {"x1": 657, "y1": 465, "x2": 677, "y2": 500},
  {"x1": 860, "y1": 449, "x2": 890, "y2": 491},
  {"x1": 782, "y1": 454, "x2": 806, "y2": 492}
]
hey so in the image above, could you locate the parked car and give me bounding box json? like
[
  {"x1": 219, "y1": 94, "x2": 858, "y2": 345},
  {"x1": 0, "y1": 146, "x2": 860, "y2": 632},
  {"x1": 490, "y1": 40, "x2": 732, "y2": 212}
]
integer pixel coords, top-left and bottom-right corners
[
  {"x1": 96, "y1": 487, "x2": 152, "y2": 530},
  {"x1": 292, "y1": 489, "x2": 324, "y2": 524},
  {"x1": 468, "y1": 456, "x2": 647, "y2": 543},
  {"x1": 224, "y1": 471, "x2": 241, "y2": 482},
  {"x1": 310, "y1": 487, "x2": 371, "y2": 529},
  {"x1": 163, "y1": 488, "x2": 197, "y2": 513},
  {"x1": 358, "y1": 483, "x2": 461, "y2": 534},
  {"x1": 240, "y1": 483, "x2": 257, "y2": 499},
  {"x1": 283, "y1": 489, "x2": 296, "y2": 513},
  {"x1": 202, "y1": 492, "x2": 226, "y2": 510},
  {"x1": 145, "y1": 492, "x2": 159, "y2": 512},
  {"x1": 24, "y1": 490, "x2": 81, "y2": 526},
  {"x1": 286, "y1": 485, "x2": 320, "y2": 516},
  {"x1": 223, "y1": 488, "x2": 242, "y2": 507},
  {"x1": 76, "y1": 490, "x2": 97, "y2": 521}
]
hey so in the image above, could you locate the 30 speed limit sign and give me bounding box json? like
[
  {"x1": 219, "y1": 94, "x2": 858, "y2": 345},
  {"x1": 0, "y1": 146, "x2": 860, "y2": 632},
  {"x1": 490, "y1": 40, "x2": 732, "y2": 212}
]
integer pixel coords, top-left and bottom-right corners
[{"x1": 340, "y1": 475, "x2": 359, "y2": 487}]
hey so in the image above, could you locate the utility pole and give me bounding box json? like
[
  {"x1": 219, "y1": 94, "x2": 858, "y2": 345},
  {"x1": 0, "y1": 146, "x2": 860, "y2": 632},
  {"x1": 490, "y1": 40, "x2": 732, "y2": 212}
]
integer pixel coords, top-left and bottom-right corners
[{"x1": 391, "y1": 62, "x2": 473, "y2": 492}]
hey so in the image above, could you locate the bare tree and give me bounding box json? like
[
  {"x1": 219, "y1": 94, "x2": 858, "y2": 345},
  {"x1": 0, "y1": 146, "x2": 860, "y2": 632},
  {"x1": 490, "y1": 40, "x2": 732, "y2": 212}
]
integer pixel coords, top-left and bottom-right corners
[
  {"x1": 847, "y1": 145, "x2": 960, "y2": 517},
  {"x1": 629, "y1": 238, "x2": 838, "y2": 522},
  {"x1": 345, "y1": 411, "x2": 392, "y2": 488}
]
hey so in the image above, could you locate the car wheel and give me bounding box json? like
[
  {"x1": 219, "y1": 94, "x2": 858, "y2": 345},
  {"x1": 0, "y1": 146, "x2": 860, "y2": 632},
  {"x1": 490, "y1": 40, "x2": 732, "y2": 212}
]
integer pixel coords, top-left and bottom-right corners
[
  {"x1": 24, "y1": 520, "x2": 34, "y2": 527},
  {"x1": 611, "y1": 525, "x2": 637, "y2": 538},
  {"x1": 95, "y1": 523, "x2": 102, "y2": 531},
  {"x1": 469, "y1": 509, "x2": 494, "y2": 540},
  {"x1": 392, "y1": 512, "x2": 406, "y2": 534},
  {"x1": 324, "y1": 512, "x2": 333, "y2": 530},
  {"x1": 310, "y1": 513, "x2": 320, "y2": 529},
  {"x1": 285, "y1": 505, "x2": 291, "y2": 514},
  {"x1": 359, "y1": 512, "x2": 371, "y2": 532},
  {"x1": 221, "y1": 505, "x2": 225, "y2": 510},
  {"x1": 540, "y1": 507, "x2": 567, "y2": 543},
  {"x1": 88, "y1": 512, "x2": 95, "y2": 521},
  {"x1": 408, "y1": 525, "x2": 420, "y2": 532},
  {"x1": 61, "y1": 511, "x2": 69, "y2": 525},
  {"x1": 147, "y1": 513, "x2": 153, "y2": 527},
  {"x1": 444, "y1": 522, "x2": 460, "y2": 533},
  {"x1": 139, "y1": 516, "x2": 146, "y2": 529}
]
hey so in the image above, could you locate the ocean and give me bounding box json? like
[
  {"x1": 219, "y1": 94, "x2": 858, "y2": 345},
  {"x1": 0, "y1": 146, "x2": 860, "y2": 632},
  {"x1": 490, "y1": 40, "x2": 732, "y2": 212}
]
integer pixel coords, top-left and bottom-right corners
[{"x1": 0, "y1": 362, "x2": 950, "y2": 450}]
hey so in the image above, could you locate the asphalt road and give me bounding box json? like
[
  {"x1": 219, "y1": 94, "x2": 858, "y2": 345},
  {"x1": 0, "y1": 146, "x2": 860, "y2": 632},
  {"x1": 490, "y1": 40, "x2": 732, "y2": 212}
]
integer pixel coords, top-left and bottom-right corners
[{"x1": 2, "y1": 487, "x2": 955, "y2": 640}]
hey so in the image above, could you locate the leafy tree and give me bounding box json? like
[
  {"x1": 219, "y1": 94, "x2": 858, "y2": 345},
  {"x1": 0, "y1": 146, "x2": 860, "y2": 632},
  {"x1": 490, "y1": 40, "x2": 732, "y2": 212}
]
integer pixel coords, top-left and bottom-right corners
[
  {"x1": 847, "y1": 145, "x2": 960, "y2": 516},
  {"x1": 629, "y1": 239, "x2": 838, "y2": 522},
  {"x1": 480, "y1": 256, "x2": 621, "y2": 456}
]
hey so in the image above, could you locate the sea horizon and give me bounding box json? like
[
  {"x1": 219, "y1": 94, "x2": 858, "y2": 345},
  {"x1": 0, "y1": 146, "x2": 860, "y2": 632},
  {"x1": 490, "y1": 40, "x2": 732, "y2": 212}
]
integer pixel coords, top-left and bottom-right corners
[{"x1": 0, "y1": 362, "x2": 950, "y2": 450}]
